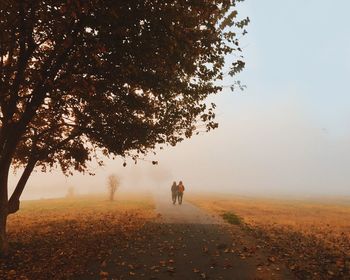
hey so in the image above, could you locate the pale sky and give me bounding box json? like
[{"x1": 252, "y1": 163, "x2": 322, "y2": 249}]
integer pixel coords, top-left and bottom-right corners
[{"x1": 10, "y1": 0, "x2": 350, "y2": 199}]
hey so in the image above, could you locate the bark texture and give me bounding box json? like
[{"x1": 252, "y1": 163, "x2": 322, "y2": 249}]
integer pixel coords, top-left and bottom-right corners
[{"x1": 0, "y1": 165, "x2": 10, "y2": 256}]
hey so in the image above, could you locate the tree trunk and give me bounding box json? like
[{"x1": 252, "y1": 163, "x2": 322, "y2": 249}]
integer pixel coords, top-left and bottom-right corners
[
  {"x1": 8, "y1": 158, "x2": 37, "y2": 214},
  {"x1": 0, "y1": 165, "x2": 9, "y2": 256},
  {"x1": 0, "y1": 206, "x2": 8, "y2": 257}
]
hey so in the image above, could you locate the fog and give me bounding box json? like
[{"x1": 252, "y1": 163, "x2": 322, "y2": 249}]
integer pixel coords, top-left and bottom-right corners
[
  {"x1": 9, "y1": 0, "x2": 350, "y2": 199},
  {"x1": 10, "y1": 95, "x2": 350, "y2": 199}
]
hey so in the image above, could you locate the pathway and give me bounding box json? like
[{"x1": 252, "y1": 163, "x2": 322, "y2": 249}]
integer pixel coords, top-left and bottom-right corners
[{"x1": 100, "y1": 195, "x2": 295, "y2": 280}]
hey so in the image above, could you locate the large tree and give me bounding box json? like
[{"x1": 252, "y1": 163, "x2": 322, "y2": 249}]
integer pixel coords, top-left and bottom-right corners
[{"x1": 0, "y1": 0, "x2": 248, "y2": 254}]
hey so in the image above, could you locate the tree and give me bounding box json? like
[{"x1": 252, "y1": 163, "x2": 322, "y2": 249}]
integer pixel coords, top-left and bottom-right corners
[
  {"x1": 66, "y1": 186, "x2": 75, "y2": 198},
  {"x1": 107, "y1": 174, "x2": 119, "y2": 201},
  {"x1": 0, "y1": 0, "x2": 248, "y2": 254}
]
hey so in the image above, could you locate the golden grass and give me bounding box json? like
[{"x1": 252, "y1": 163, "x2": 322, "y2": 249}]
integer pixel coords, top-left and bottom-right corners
[
  {"x1": 187, "y1": 193, "x2": 350, "y2": 252},
  {"x1": 7, "y1": 193, "x2": 155, "y2": 234},
  {"x1": 1, "y1": 193, "x2": 156, "y2": 279},
  {"x1": 188, "y1": 193, "x2": 350, "y2": 278}
]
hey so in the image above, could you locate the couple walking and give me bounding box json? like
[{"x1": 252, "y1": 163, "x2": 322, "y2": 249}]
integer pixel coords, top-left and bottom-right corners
[{"x1": 171, "y1": 181, "x2": 185, "y2": 205}]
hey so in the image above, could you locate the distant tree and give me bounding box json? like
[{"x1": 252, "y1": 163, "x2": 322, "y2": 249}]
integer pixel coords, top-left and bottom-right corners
[
  {"x1": 0, "y1": 0, "x2": 248, "y2": 254},
  {"x1": 107, "y1": 174, "x2": 119, "y2": 201},
  {"x1": 66, "y1": 186, "x2": 75, "y2": 198}
]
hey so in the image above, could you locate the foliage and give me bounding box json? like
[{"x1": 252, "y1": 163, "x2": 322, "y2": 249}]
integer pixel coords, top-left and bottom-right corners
[
  {"x1": 0, "y1": 0, "x2": 248, "y2": 176},
  {"x1": 0, "y1": 0, "x2": 248, "y2": 227}
]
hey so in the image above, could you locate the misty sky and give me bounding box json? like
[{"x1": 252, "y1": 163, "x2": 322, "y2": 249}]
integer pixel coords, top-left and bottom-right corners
[{"x1": 11, "y1": 0, "x2": 350, "y2": 199}]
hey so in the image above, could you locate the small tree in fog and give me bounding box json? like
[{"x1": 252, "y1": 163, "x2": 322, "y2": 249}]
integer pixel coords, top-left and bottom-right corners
[
  {"x1": 66, "y1": 186, "x2": 75, "y2": 198},
  {"x1": 108, "y1": 175, "x2": 119, "y2": 201}
]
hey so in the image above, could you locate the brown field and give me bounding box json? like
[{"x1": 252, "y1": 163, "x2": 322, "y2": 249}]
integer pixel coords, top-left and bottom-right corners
[
  {"x1": 187, "y1": 193, "x2": 350, "y2": 279},
  {"x1": 2, "y1": 192, "x2": 350, "y2": 279},
  {"x1": 1, "y1": 193, "x2": 155, "y2": 280}
]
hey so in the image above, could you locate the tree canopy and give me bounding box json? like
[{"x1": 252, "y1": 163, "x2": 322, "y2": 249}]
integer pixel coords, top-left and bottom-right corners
[{"x1": 0, "y1": 0, "x2": 248, "y2": 254}]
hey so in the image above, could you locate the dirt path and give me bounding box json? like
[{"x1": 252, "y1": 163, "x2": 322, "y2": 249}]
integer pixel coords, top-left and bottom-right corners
[
  {"x1": 154, "y1": 195, "x2": 222, "y2": 224},
  {"x1": 98, "y1": 195, "x2": 295, "y2": 280}
]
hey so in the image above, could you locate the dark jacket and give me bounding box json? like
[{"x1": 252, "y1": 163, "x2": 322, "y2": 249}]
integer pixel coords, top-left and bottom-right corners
[{"x1": 171, "y1": 183, "x2": 178, "y2": 193}]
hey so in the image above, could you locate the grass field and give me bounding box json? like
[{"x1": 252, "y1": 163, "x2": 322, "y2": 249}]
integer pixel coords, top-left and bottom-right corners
[
  {"x1": 2, "y1": 192, "x2": 350, "y2": 279},
  {"x1": 8, "y1": 193, "x2": 155, "y2": 229},
  {"x1": 188, "y1": 193, "x2": 350, "y2": 279},
  {"x1": 2, "y1": 193, "x2": 155, "y2": 280}
]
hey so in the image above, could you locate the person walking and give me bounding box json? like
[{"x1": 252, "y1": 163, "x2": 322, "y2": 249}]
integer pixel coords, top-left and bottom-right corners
[
  {"x1": 171, "y1": 181, "x2": 178, "y2": 204},
  {"x1": 177, "y1": 181, "x2": 185, "y2": 205}
]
